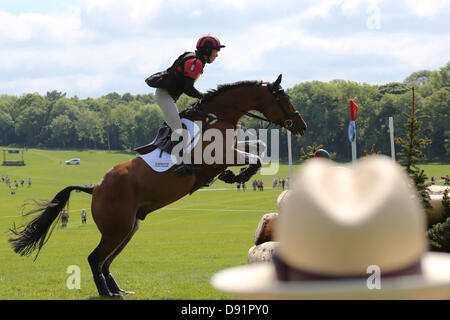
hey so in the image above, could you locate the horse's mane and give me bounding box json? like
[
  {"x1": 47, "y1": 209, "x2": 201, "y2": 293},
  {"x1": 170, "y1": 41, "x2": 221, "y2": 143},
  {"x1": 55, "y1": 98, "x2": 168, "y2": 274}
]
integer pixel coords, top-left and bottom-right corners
[
  {"x1": 181, "y1": 80, "x2": 262, "y2": 118},
  {"x1": 201, "y1": 80, "x2": 262, "y2": 103}
]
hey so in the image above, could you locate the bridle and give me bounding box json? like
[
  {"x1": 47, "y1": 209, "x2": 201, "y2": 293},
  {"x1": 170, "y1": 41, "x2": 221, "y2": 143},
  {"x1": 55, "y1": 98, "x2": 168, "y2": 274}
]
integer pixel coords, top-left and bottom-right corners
[{"x1": 263, "y1": 82, "x2": 302, "y2": 131}]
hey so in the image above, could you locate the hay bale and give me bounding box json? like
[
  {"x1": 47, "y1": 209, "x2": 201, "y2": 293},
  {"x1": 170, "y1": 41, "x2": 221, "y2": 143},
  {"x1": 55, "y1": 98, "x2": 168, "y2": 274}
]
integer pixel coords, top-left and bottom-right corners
[
  {"x1": 425, "y1": 186, "x2": 449, "y2": 225},
  {"x1": 254, "y1": 213, "x2": 278, "y2": 245},
  {"x1": 276, "y1": 190, "x2": 291, "y2": 212},
  {"x1": 427, "y1": 185, "x2": 450, "y2": 195},
  {"x1": 248, "y1": 241, "x2": 279, "y2": 263}
]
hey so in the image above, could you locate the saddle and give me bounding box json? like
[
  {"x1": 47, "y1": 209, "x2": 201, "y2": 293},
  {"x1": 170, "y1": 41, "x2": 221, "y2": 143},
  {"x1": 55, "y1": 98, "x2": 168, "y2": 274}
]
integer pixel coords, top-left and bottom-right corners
[
  {"x1": 134, "y1": 107, "x2": 220, "y2": 156},
  {"x1": 134, "y1": 124, "x2": 174, "y2": 155}
]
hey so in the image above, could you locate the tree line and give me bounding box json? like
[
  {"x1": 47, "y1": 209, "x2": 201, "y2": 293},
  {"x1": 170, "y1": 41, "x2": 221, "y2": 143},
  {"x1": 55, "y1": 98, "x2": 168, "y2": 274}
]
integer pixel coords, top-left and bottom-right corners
[{"x1": 0, "y1": 62, "x2": 448, "y2": 162}]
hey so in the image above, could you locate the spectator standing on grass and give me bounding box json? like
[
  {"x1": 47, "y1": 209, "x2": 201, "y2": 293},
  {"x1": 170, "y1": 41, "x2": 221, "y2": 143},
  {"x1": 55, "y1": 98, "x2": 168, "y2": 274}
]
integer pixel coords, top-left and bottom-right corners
[
  {"x1": 281, "y1": 178, "x2": 286, "y2": 190},
  {"x1": 444, "y1": 175, "x2": 450, "y2": 185},
  {"x1": 62, "y1": 209, "x2": 69, "y2": 228},
  {"x1": 28, "y1": 178, "x2": 32, "y2": 187},
  {"x1": 81, "y1": 209, "x2": 87, "y2": 224}
]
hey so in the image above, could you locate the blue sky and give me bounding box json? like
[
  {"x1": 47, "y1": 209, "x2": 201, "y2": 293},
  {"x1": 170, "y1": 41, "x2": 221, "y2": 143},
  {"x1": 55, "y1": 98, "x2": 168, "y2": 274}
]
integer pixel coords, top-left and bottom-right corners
[{"x1": 1, "y1": 0, "x2": 449, "y2": 98}]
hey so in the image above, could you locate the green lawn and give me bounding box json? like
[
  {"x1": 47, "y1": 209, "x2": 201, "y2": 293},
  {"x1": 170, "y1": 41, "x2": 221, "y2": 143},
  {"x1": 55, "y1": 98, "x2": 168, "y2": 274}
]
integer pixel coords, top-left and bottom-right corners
[{"x1": 0, "y1": 148, "x2": 448, "y2": 300}]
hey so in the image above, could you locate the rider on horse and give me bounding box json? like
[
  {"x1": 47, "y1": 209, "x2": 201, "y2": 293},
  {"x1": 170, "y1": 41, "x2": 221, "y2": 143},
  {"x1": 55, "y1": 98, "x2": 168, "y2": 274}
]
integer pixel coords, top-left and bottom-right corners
[{"x1": 145, "y1": 35, "x2": 225, "y2": 175}]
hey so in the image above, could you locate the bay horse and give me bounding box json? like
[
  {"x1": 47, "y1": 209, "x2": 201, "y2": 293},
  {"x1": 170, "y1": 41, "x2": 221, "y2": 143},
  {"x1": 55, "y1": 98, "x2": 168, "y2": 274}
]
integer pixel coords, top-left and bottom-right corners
[{"x1": 8, "y1": 74, "x2": 306, "y2": 297}]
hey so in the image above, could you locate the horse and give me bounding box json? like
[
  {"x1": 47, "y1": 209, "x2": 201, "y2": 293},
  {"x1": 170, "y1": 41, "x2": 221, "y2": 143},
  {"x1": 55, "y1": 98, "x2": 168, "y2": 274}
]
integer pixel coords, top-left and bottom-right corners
[{"x1": 8, "y1": 74, "x2": 307, "y2": 297}]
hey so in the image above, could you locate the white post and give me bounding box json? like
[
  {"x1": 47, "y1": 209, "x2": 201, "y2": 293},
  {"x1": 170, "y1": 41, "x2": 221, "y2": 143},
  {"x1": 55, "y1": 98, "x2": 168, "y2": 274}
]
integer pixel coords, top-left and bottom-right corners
[
  {"x1": 287, "y1": 131, "x2": 293, "y2": 180},
  {"x1": 389, "y1": 117, "x2": 395, "y2": 161},
  {"x1": 351, "y1": 137, "x2": 357, "y2": 164}
]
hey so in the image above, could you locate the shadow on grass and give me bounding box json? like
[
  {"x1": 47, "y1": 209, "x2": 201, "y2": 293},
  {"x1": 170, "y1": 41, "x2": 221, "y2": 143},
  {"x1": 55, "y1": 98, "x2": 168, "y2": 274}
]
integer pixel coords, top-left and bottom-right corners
[{"x1": 86, "y1": 295, "x2": 126, "y2": 300}]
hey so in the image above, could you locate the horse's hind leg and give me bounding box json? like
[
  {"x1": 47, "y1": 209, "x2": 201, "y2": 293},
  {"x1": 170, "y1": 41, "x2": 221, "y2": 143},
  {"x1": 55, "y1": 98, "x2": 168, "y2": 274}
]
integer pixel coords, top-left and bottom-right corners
[
  {"x1": 88, "y1": 217, "x2": 136, "y2": 297},
  {"x1": 102, "y1": 219, "x2": 140, "y2": 295},
  {"x1": 88, "y1": 240, "x2": 114, "y2": 297}
]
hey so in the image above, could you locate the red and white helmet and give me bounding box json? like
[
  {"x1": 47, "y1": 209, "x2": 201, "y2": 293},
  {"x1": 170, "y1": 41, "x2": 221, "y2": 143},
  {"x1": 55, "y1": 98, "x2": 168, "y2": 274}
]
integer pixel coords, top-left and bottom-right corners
[{"x1": 196, "y1": 35, "x2": 225, "y2": 51}]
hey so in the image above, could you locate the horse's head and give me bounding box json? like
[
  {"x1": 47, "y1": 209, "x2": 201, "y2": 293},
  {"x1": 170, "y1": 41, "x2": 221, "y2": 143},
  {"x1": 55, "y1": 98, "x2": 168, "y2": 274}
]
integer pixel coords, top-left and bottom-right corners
[{"x1": 261, "y1": 74, "x2": 307, "y2": 136}]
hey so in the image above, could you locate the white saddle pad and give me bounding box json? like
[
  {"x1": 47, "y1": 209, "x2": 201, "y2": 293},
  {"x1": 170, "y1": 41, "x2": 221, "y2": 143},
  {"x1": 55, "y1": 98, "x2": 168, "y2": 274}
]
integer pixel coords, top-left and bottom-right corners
[{"x1": 137, "y1": 118, "x2": 201, "y2": 172}]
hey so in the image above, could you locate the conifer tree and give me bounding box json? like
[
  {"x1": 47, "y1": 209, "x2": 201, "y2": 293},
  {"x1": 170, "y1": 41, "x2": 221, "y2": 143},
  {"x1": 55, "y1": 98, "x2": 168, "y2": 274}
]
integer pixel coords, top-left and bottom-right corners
[
  {"x1": 394, "y1": 87, "x2": 432, "y2": 209},
  {"x1": 428, "y1": 217, "x2": 450, "y2": 252}
]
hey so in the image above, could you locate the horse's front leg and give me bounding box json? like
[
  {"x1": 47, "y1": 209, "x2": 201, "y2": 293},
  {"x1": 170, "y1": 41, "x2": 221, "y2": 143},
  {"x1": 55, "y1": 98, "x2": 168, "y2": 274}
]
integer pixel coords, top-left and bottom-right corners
[
  {"x1": 235, "y1": 139, "x2": 267, "y2": 159},
  {"x1": 228, "y1": 139, "x2": 265, "y2": 166},
  {"x1": 218, "y1": 141, "x2": 263, "y2": 184}
]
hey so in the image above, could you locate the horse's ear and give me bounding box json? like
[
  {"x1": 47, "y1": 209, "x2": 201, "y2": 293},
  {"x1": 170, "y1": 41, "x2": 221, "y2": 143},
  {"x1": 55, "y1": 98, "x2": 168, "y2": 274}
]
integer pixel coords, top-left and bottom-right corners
[{"x1": 274, "y1": 74, "x2": 282, "y2": 86}]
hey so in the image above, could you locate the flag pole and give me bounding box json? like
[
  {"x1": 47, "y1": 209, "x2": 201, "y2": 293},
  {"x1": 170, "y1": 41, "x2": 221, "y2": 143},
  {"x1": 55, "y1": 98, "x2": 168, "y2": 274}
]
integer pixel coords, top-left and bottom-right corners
[
  {"x1": 389, "y1": 116, "x2": 395, "y2": 161},
  {"x1": 287, "y1": 130, "x2": 293, "y2": 180},
  {"x1": 351, "y1": 134, "x2": 357, "y2": 164}
]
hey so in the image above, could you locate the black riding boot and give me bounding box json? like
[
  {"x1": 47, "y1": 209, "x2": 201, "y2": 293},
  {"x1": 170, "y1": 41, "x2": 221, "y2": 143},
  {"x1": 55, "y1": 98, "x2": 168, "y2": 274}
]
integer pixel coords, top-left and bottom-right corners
[
  {"x1": 173, "y1": 141, "x2": 199, "y2": 176},
  {"x1": 175, "y1": 163, "x2": 200, "y2": 176}
]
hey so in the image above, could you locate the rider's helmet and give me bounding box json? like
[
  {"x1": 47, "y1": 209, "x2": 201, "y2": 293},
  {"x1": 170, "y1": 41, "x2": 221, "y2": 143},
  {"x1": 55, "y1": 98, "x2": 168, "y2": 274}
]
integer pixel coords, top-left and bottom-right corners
[
  {"x1": 196, "y1": 35, "x2": 226, "y2": 51},
  {"x1": 196, "y1": 35, "x2": 225, "y2": 63}
]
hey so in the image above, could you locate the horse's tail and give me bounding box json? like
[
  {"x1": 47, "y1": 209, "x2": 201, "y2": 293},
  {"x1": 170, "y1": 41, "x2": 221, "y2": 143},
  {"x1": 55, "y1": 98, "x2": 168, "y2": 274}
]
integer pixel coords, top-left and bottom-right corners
[{"x1": 8, "y1": 186, "x2": 94, "y2": 260}]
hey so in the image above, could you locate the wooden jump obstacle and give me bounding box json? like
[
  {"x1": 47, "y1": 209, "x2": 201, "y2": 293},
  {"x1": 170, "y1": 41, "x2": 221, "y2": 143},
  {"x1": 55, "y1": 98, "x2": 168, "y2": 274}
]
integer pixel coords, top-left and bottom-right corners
[{"x1": 2, "y1": 149, "x2": 25, "y2": 166}]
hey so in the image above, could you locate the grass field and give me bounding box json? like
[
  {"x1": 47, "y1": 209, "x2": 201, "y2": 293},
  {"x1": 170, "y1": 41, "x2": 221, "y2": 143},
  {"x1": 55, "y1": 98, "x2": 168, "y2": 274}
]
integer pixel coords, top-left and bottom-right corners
[{"x1": 0, "y1": 148, "x2": 449, "y2": 300}]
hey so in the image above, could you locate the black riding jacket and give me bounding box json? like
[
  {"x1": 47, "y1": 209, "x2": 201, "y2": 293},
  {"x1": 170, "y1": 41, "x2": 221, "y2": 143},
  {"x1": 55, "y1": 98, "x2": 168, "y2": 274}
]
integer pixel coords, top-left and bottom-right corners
[{"x1": 166, "y1": 52, "x2": 206, "y2": 101}]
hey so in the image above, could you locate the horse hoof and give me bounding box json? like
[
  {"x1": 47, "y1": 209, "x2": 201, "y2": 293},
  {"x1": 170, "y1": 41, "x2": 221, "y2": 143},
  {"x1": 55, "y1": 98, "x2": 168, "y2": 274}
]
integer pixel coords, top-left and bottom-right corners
[
  {"x1": 100, "y1": 292, "x2": 115, "y2": 298},
  {"x1": 118, "y1": 289, "x2": 135, "y2": 296}
]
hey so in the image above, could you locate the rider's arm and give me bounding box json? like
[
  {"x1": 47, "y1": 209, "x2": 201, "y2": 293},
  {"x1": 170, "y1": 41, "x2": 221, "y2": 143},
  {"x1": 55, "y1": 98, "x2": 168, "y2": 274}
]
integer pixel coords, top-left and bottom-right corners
[
  {"x1": 183, "y1": 58, "x2": 204, "y2": 99},
  {"x1": 183, "y1": 78, "x2": 204, "y2": 99}
]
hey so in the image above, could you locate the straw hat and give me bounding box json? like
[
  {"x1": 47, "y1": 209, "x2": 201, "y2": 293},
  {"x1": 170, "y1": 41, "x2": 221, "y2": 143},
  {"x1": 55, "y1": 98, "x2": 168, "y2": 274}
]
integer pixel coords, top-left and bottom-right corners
[{"x1": 211, "y1": 156, "x2": 450, "y2": 299}]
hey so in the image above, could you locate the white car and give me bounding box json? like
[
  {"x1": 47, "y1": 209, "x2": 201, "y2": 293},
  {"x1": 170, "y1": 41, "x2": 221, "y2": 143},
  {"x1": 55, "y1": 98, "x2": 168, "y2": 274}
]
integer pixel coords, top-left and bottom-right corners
[{"x1": 65, "y1": 158, "x2": 81, "y2": 165}]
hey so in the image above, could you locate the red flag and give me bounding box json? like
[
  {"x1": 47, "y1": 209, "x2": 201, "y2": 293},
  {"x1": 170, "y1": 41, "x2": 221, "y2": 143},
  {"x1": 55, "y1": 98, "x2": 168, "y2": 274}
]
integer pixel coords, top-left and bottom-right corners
[{"x1": 350, "y1": 99, "x2": 359, "y2": 121}]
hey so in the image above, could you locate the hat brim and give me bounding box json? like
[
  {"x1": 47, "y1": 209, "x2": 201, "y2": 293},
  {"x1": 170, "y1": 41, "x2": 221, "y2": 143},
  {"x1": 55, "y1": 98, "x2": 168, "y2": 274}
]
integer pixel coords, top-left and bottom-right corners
[{"x1": 211, "y1": 252, "x2": 450, "y2": 300}]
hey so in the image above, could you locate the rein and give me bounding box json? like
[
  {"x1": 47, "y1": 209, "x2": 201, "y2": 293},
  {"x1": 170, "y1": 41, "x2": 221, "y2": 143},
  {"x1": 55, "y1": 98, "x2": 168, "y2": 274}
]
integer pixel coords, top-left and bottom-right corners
[{"x1": 190, "y1": 83, "x2": 297, "y2": 131}]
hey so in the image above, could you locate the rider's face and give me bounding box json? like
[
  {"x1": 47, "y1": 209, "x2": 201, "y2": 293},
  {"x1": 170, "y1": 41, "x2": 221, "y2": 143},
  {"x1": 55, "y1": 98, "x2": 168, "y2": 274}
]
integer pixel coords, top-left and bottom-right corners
[{"x1": 209, "y1": 49, "x2": 219, "y2": 63}]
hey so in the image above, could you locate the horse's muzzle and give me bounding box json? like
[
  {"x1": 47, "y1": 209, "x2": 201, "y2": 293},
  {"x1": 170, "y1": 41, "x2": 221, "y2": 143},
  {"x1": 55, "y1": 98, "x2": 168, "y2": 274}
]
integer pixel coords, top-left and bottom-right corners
[{"x1": 284, "y1": 112, "x2": 307, "y2": 136}]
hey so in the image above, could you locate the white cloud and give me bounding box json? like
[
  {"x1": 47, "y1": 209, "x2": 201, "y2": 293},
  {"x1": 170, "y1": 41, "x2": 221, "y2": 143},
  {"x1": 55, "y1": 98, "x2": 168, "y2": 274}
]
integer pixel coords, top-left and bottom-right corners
[
  {"x1": 0, "y1": 9, "x2": 85, "y2": 44},
  {"x1": 206, "y1": 0, "x2": 273, "y2": 11},
  {"x1": 218, "y1": 0, "x2": 450, "y2": 83},
  {"x1": 0, "y1": 74, "x2": 105, "y2": 96},
  {"x1": 190, "y1": 9, "x2": 203, "y2": 17},
  {"x1": 282, "y1": 0, "x2": 342, "y2": 24},
  {"x1": 402, "y1": 0, "x2": 450, "y2": 18},
  {"x1": 0, "y1": 0, "x2": 449, "y2": 97},
  {"x1": 340, "y1": 0, "x2": 362, "y2": 16},
  {"x1": 80, "y1": 0, "x2": 164, "y2": 21}
]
